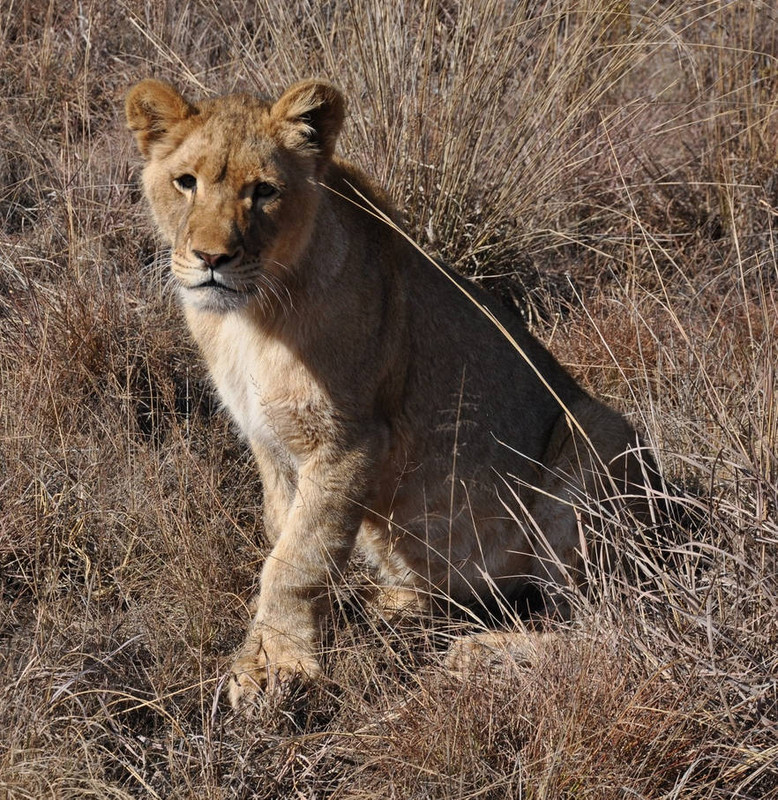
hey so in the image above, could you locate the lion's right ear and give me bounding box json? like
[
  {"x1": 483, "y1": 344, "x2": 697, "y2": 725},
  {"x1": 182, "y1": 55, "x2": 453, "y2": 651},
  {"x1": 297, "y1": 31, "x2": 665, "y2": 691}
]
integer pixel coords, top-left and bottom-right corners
[{"x1": 125, "y1": 80, "x2": 195, "y2": 159}]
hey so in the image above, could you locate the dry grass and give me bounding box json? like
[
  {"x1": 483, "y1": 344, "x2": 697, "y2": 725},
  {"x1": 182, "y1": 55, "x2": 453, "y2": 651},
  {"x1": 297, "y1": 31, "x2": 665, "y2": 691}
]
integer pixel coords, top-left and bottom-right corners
[{"x1": 1, "y1": 1, "x2": 777, "y2": 797}]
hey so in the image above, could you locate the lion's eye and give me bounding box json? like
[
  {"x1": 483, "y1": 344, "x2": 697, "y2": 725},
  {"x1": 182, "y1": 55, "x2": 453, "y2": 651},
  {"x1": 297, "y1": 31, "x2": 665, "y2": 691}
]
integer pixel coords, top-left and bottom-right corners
[
  {"x1": 174, "y1": 174, "x2": 197, "y2": 192},
  {"x1": 252, "y1": 182, "x2": 278, "y2": 203}
]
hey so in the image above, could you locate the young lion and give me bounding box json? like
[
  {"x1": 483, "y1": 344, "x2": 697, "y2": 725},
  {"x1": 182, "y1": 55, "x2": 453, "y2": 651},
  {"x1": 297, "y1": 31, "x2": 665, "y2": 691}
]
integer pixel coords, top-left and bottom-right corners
[{"x1": 126, "y1": 78, "x2": 657, "y2": 707}]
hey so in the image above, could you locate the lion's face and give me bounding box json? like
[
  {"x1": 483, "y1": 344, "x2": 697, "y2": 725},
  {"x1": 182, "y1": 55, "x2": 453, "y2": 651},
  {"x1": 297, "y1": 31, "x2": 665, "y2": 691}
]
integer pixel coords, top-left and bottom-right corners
[{"x1": 126, "y1": 80, "x2": 345, "y2": 313}]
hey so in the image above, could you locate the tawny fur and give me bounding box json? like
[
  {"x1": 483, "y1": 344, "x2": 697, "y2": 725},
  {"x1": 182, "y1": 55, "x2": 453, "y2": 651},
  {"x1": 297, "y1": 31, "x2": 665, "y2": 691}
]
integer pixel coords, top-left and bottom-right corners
[{"x1": 126, "y1": 78, "x2": 658, "y2": 708}]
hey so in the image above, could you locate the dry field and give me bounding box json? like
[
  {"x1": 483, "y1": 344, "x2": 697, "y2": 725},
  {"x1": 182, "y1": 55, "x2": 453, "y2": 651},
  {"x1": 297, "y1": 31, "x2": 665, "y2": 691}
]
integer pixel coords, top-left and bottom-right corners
[{"x1": 1, "y1": 1, "x2": 777, "y2": 798}]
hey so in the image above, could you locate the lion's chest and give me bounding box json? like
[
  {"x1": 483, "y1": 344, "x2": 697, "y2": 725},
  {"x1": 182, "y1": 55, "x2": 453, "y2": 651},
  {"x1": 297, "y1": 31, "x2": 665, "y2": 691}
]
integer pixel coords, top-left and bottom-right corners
[
  {"x1": 193, "y1": 312, "x2": 329, "y2": 461},
  {"x1": 212, "y1": 355, "x2": 275, "y2": 448}
]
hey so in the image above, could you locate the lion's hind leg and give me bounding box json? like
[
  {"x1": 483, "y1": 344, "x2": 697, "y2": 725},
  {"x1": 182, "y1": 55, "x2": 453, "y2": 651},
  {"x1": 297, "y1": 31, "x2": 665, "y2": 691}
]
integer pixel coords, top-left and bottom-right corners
[
  {"x1": 522, "y1": 397, "x2": 657, "y2": 611},
  {"x1": 444, "y1": 629, "x2": 549, "y2": 674},
  {"x1": 444, "y1": 400, "x2": 655, "y2": 675}
]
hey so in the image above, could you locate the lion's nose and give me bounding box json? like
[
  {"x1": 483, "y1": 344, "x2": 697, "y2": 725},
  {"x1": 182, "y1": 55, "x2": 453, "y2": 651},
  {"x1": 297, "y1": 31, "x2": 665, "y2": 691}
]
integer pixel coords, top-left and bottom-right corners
[{"x1": 193, "y1": 248, "x2": 243, "y2": 269}]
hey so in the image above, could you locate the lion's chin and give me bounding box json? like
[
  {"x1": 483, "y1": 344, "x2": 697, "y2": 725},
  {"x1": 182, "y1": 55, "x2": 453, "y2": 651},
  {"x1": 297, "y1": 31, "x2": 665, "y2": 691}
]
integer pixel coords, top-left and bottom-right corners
[{"x1": 177, "y1": 282, "x2": 250, "y2": 313}]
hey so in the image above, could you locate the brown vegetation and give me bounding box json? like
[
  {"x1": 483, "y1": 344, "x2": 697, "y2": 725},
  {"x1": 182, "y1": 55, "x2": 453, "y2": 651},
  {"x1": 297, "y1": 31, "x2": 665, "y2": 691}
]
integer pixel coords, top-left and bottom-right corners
[{"x1": 1, "y1": 1, "x2": 776, "y2": 798}]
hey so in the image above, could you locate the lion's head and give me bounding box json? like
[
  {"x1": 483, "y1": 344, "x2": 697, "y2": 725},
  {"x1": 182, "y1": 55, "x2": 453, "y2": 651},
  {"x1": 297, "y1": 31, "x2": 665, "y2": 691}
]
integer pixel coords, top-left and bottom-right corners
[{"x1": 126, "y1": 79, "x2": 345, "y2": 312}]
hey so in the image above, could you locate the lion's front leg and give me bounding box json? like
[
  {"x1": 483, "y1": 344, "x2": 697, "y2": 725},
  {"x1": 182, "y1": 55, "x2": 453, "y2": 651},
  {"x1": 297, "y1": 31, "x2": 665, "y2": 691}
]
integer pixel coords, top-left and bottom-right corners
[{"x1": 228, "y1": 435, "x2": 383, "y2": 708}]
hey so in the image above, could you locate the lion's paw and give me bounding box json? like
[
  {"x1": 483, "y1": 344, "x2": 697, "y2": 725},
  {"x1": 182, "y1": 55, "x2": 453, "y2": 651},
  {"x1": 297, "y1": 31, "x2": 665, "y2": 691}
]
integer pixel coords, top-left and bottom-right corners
[
  {"x1": 444, "y1": 630, "x2": 547, "y2": 675},
  {"x1": 227, "y1": 638, "x2": 321, "y2": 709}
]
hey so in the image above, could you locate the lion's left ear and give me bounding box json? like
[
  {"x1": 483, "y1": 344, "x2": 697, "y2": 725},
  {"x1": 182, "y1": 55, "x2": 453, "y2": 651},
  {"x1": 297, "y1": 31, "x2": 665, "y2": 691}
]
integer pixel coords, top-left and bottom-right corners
[{"x1": 270, "y1": 81, "x2": 345, "y2": 172}]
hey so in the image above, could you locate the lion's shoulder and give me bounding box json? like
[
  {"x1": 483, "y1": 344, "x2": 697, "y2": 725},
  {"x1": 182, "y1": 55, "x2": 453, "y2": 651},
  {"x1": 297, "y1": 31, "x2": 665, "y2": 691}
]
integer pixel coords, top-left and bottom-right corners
[{"x1": 325, "y1": 157, "x2": 405, "y2": 229}]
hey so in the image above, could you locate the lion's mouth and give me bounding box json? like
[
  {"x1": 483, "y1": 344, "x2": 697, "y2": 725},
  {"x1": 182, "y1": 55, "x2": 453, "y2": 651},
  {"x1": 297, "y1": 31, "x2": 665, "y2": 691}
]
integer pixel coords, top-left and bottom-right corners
[
  {"x1": 191, "y1": 276, "x2": 242, "y2": 294},
  {"x1": 180, "y1": 273, "x2": 249, "y2": 311}
]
